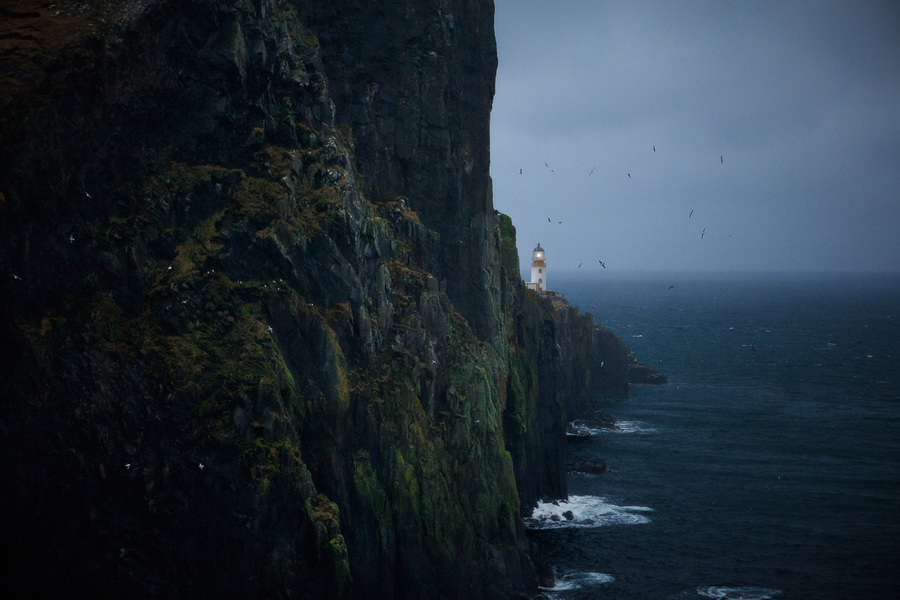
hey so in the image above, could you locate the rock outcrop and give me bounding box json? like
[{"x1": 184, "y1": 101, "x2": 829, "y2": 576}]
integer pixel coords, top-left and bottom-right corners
[{"x1": 0, "y1": 1, "x2": 658, "y2": 598}]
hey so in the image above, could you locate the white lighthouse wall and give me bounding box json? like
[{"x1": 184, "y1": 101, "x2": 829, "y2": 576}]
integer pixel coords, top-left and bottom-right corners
[{"x1": 530, "y1": 264, "x2": 546, "y2": 291}]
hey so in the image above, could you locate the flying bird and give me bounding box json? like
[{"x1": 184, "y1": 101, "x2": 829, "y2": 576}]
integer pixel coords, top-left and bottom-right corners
[
  {"x1": 578, "y1": 262, "x2": 582, "y2": 268},
  {"x1": 558, "y1": 221, "x2": 562, "y2": 224},
  {"x1": 548, "y1": 218, "x2": 551, "y2": 222},
  {"x1": 653, "y1": 146, "x2": 656, "y2": 152},
  {"x1": 598, "y1": 260, "x2": 606, "y2": 268},
  {"x1": 668, "y1": 285, "x2": 676, "y2": 290},
  {"x1": 199, "y1": 462, "x2": 204, "y2": 469},
  {"x1": 627, "y1": 173, "x2": 631, "y2": 178},
  {"x1": 545, "y1": 162, "x2": 549, "y2": 168},
  {"x1": 589, "y1": 166, "x2": 595, "y2": 176},
  {"x1": 701, "y1": 228, "x2": 706, "y2": 239},
  {"x1": 720, "y1": 155, "x2": 723, "y2": 164},
  {"x1": 519, "y1": 169, "x2": 522, "y2": 174},
  {"x1": 689, "y1": 210, "x2": 693, "y2": 218}
]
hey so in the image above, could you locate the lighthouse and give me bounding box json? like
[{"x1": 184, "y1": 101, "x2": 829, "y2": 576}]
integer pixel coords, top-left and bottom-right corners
[{"x1": 525, "y1": 243, "x2": 547, "y2": 291}]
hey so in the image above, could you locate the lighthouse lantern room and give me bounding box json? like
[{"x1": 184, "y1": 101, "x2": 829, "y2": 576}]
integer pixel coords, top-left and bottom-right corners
[{"x1": 525, "y1": 243, "x2": 547, "y2": 291}]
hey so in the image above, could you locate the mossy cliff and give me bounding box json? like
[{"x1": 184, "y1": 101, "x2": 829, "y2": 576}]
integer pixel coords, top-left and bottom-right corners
[{"x1": 0, "y1": 1, "x2": 656, "y2": 598}]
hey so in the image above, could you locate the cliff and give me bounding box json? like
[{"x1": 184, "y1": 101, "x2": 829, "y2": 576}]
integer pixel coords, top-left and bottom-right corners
[{"x1": 0, "y1": 1, "x2": 655, "y2": 598}]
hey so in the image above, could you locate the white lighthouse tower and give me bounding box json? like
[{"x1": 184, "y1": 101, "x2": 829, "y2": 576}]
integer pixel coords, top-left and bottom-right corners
[{"x1": 525, "y1": 243, "x2": 547, "y2": 291}]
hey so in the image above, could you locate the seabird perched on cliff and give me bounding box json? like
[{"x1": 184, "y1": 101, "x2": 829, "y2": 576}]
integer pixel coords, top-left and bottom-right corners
[{"x1": 598, "y1": 260, "x2": 606, "y2": 268}]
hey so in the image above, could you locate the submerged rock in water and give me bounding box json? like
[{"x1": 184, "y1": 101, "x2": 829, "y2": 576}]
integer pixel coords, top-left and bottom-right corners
[{"x1": 568, "y1": 457, "x2": 608, "y2": 475}]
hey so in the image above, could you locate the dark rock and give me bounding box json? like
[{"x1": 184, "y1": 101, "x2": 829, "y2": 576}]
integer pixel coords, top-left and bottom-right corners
[
  {"x1": 569, "y1": 457, "x2": 608, "y2": 475},
  {"x1": 0, "y1": 1, "x2": 651, "y2": 599},
  {"x1": 627, "y1": 353, "x2": 668, "y2": 385}
]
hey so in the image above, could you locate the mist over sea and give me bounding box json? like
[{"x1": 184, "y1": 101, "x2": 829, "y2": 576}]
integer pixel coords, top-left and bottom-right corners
[{"x1": 528, "y1": 271, "x2": 900, "y2": 599}]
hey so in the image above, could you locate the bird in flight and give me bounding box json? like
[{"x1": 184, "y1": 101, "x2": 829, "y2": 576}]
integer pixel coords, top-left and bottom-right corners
[
  {"x1": 519, "y1": 168, "x2": 522, "y2": 174},
  {"x1": 548, "y1": 218, "x2": 551, "y2": 222},
  {"x1": 558, "y1": 221, "x2": 562, "y2": 224},
  {"x1": 720, "y1": 155, "x2": 724, "y2": 164},
  {"x1": 653, "y1": 146, "x2": 656, "y2": 152},
  {"x1": 589, "y1": 166, "x2": 595, "y2": 176},
  {"x1": 578, "y1": 262, "x2": 582, "y2": 268},
  {"x1": 627, "y1": 173, "x2": 631, "y2": 178},
  {"x1": 701, "y1": 228, "x2": 706, "y2": 239},
  {"x1": 668, "y1": 285, "x2": 676, "y2": 290},
  {"x1": 598, "y1": 260, "x2": 606, "y2": 268},
  {"x1": 689, "y1": 210, "x2": 693, "y2": 218}
]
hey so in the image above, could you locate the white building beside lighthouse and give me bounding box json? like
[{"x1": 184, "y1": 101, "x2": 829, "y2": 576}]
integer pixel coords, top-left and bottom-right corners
[{"x1": 525, "y1": 243, "x2": 547, "y2": 291}]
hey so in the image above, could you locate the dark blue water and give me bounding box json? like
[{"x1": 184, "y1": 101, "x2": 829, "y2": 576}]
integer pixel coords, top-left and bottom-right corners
[{"x1": 529, "y1": 272, "x2": 900, "y2": 600}]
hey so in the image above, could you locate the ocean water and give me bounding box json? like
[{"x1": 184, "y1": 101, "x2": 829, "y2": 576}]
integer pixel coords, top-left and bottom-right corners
[{"x1": 529, "y1": 272, "x2": 900, "y2": 600}]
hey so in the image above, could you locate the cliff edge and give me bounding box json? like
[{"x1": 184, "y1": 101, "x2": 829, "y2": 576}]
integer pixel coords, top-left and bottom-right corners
[{"x1": 0, "y1": 1, "x2": 657, "y2": 598}]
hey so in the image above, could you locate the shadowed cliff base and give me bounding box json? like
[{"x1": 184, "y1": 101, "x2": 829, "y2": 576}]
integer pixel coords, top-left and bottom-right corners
[{"x1": 0, "y1": 1, "x2": 660, "y2": 597}]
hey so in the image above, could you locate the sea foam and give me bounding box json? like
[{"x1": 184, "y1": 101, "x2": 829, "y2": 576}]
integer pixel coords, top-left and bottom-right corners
[
  {"x1": 525, "y1": 495, "x2": 652, "y2": 529},
  {"x1": 610, "y1": 420, "x2": 657, "y2": 434},
  {"x1": 539, "y1": 571, "x2": 615, "y2": 592},
  {"x1": 695, "y1": 586, "x2": 782, "y2": 599}
]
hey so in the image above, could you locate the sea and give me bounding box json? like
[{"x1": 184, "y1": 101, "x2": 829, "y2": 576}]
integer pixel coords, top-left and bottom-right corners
[{"x1": 526, "y1": 271, "x2": 900, "y2": 600}]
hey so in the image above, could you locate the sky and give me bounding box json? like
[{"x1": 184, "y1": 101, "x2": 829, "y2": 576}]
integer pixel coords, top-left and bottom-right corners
[{"x1": 490, "y1": 0, "x2": 900, "y2": 274}]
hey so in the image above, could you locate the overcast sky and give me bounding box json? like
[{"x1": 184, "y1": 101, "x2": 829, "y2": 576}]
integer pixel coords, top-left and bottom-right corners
[{"x1": 490, "y1": 0, "x2": 900, "y2": 273}]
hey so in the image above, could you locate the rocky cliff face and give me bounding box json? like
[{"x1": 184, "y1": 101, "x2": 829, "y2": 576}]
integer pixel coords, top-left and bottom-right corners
[{"x1": 0, "y1": 1, "x2": 654, "y2": 598}]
